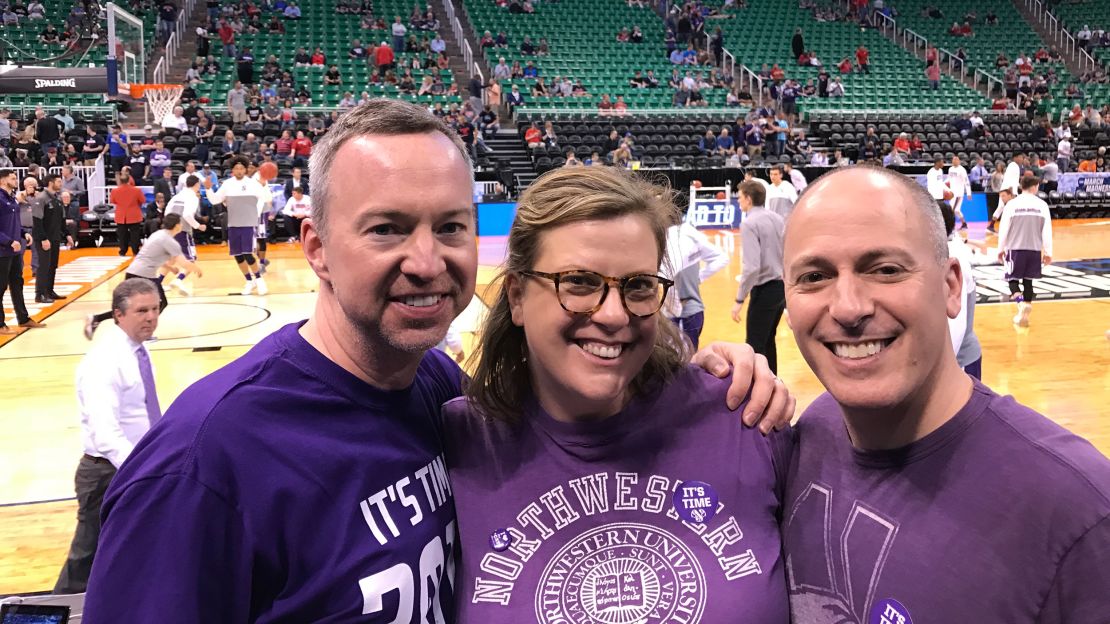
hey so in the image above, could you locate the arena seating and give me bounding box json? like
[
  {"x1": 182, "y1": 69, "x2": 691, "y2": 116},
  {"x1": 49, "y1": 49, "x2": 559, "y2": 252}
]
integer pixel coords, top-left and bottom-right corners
[
  {"x1": 890, "y1": 0, "x2": 1109, "y2": 114},
  {"x1": 805, "y1": 110, "x2": 1053, "y2": 163},
  {"x1": 522, "y1": 112, "x2": 743, "y2": 171},
  {"x1": 191, "y1": 1, "x2": 463, "y2": 109},
  {"x1": 461, "y1": 0, "x2": 728, "y2": 109},
  {"x1": 1048, "y1": 0, "x2": 1110, "y2": 68},
  {"x1": 714, "y1": 1, "x2": 990, "y2": 112},
  {"x1": 0, "y1": 0, "x2": 158, "y2": 108}
]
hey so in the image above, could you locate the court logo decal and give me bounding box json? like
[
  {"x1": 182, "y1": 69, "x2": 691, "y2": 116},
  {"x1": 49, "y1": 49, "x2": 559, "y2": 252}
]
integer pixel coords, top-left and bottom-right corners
[
  {"x1": 973, "y1": 258, "x2": 1110, "y2": 303},
  {"x1": 533, "y1": 522, "x2": 707, "y2": 624}
]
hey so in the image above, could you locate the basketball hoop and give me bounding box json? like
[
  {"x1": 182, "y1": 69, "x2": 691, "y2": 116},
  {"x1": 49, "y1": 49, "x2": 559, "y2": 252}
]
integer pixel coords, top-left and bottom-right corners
[{"x1": 123, "y1": 83, "x2": 184, "y2": 128}]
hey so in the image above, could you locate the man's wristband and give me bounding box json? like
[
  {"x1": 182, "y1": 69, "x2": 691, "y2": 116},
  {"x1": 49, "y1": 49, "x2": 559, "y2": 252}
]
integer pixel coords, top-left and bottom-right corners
[{"x1": 735, "y1": 298, "x2": 744, "y2": 304}]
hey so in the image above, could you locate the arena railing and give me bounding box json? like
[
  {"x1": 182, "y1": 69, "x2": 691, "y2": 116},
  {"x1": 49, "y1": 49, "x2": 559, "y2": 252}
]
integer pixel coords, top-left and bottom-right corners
[
  {"x1": 803, "y1": 108, "x2": 1029, "y2": 120},
  {"x1": 514, "y1": 107, "x2": 751, "y2": 121},
  {"x1": 1022, "y1": 0, "x2": 1099, "y2": 72},
  {"x1": 972, "y1": 68, "x2": 1006, "y2": 99},
  {"x1": 736, "y1": 63, "x2": 764, "y2": 108},
  {"x1": 12, "y1": 159, "x2": 108, "y2": 207},
  {"x1": 0, "y1": 102, "x2": 118, "y2": 121},
  {"x1": 151, "y1": 0, "x2": 198, "y2": 85}
]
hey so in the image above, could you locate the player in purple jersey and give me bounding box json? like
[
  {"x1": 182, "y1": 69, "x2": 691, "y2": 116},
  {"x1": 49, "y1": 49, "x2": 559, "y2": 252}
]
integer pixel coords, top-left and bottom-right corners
[
  {"x1": 443, "y1": 167, "x2": 793, "y2": 623},
  {"x1": 83, "y1": 100, "x2": 794, "y2": 623},
  {"x1": 779, "y1": 167, "x2": 1110, "y2": 623}
]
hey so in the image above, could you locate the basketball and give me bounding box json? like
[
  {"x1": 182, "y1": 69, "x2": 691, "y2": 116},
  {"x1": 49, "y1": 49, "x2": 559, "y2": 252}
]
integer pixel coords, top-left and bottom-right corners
[
  {"x1": 716, "y1": 191, "x2": 726, "y2": 199},
  {"x1": 692, "y1": 180, "x2": 703, "y2": 188},
  {"x1": 943, "y1": 188, "x2": 954, "y2": 200},
  {"x1": 259, "y1": 161, "x2": 279, "y2": 182}
]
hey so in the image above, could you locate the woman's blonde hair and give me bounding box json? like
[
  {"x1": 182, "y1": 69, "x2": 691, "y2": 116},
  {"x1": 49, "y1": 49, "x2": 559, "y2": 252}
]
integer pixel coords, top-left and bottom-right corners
[{"x1": 466, "y1": 166, "x2": 689, "y2": 423}]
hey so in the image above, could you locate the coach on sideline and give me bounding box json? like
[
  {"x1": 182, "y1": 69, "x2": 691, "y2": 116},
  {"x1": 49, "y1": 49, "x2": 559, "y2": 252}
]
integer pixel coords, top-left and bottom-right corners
[
  {"x1": 81, "y1": 99, "x2": 794, "y2": 622},
  {"x1": 54, "y1": 278, "x2": 164, "y2": 594},
  {"x1": 780, "y1": 167, "x2": 1110, "y2": 621}
]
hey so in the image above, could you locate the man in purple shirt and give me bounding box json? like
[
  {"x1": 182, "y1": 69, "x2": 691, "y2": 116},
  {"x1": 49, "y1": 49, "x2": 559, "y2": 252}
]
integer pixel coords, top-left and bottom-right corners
[
  {"x1": 83, "y1": 101, "x2": 791, "y2": 622},
  {"x1": 780, "y1": 167, "x2": 1110, "y2": 623},
  {"x1": 0, "y1": 168, "x2": 40, "y2": 334}
]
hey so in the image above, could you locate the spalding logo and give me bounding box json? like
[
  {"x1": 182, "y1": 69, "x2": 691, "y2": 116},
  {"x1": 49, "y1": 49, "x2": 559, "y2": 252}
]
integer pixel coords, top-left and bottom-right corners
[{"x1": 35, "y1": 79, "x2": 78, "y2": 89}]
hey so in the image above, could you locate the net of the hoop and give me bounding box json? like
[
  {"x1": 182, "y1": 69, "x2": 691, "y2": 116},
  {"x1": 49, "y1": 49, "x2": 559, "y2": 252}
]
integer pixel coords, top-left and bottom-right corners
[{"x1": 145, "y1": 86, "x2": 184, "y2": 128}]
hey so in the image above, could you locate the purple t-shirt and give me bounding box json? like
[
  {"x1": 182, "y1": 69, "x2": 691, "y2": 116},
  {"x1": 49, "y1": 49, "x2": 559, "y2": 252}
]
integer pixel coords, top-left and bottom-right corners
[
  {"x1": 783, "y1": 381, "x2": 1110, "y2": 624},
  {"x1": 84, "y1": 322, "x2": 464, "y2": 623},
  {"x1": 441, "y1": 366, "x2": 792, "y2": 624}
]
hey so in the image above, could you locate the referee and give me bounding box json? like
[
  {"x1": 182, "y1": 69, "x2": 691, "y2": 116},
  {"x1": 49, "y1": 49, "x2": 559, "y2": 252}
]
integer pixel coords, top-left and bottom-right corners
[{"x1": 731, "y1": 180, "x2": 787, "y2": 373}]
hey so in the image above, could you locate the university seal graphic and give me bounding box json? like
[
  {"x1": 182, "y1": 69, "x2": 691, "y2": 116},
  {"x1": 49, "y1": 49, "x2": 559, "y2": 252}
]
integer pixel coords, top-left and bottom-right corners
[{"x1": 534, "y1": 523, "x2": 707, "y2": 624}]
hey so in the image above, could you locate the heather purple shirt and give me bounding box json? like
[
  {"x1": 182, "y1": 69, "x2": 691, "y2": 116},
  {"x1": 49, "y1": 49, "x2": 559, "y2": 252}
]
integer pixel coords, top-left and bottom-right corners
[
  {"x1": 84, "y1": 322, "x2": 463, "y2": 623},
  {"x1": 783, "y1": 381, "x2": 1110, "y2": 624},
  {"x1": 441, "y1": 366, "x2": 792, "y2": 624}
]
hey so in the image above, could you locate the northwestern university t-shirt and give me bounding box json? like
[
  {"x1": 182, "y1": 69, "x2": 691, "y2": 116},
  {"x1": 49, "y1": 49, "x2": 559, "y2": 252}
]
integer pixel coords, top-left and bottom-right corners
[
  {"x1": 441, "y1": 366, "x2": 793, "y2": 624},
  {"x1": 783, "y1": 382, "x2": 1110, "y2": 623},
  {"x1": 84, "y1": 322, "x2": 462, "y2": 622}
]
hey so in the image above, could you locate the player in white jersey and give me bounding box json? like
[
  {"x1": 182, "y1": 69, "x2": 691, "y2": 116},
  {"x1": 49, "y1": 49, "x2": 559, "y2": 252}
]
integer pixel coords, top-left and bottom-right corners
[
  {"x1": 205, "y1": 156, "x2": 272, "y2": 295},
  {"x1": 997, "y1": 175, "x2": 1052, "y2": 326},
  {"x1": 766, "y1": 165, "x2": 798, "y2": 220},
  {"x1": 162, "y1": 175, "x2": 207, "y2": 296},
  {"x1": 926, "y1": 157, "x2": 948, "y2": 201},
  {"x1": 988, "y1": 153, "x2": 1025, "y2": 232},
  {"x1": 947, "y1": 155, "x2": 972, "y2": 229}
]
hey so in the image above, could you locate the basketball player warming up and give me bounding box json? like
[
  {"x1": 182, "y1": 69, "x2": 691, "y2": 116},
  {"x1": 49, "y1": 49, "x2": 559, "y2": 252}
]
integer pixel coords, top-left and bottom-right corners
[{"x1": 204, "y1": 156, "x2": 272, "y2": 295}]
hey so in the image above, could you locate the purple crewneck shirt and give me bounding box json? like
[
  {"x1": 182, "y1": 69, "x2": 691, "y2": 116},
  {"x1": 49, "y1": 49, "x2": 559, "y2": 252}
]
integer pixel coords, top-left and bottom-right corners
[
  {"x1": 441, "y1": 366, "x2": 793, "y2": 624},
  {"x1": 783, "y1": 381, "x2": 1110, "y2": 624}
]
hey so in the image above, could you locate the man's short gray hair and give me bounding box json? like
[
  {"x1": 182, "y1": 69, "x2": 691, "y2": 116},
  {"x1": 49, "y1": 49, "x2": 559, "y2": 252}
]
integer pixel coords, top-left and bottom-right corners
[
  {"x1": 308, "y1": 99, "x2": 473, "y2": 240},
  {"x1": 112, "y1": 278, "x2": 159, "y2": 314},
  {"x1": 796, "y1": 165, "x2": 949, "y2": 263}
]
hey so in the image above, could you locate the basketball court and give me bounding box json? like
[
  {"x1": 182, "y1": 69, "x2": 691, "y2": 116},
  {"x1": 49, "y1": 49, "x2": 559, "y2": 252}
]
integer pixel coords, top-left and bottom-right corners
[{"x1": 1, "y1": 219, "x2": 1108, "y2": 595}]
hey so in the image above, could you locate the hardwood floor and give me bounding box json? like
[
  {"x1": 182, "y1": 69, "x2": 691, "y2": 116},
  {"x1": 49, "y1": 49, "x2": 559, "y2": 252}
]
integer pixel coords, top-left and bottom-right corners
[{"x1": 1, "y1": 221, "x2": 1107, "y2": 596}]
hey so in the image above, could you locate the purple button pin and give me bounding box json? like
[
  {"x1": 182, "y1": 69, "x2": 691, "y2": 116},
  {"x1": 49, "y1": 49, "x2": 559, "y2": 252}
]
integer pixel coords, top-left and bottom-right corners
[
  {"x1": 869, "y1": 598, "x2": 912, "y2": 624},
  {"x1": 673, "y1": 480, "x2": 719, "y2": 524},
  {"x1": 489, "y1": 528, "x2": 512, "y2": 552}
]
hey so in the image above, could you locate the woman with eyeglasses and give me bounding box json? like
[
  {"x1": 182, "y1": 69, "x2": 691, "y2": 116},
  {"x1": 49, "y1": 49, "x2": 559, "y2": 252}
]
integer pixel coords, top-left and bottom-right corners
[{"x1": 441, "y1": 167, "x2": 792, "y2": 623}]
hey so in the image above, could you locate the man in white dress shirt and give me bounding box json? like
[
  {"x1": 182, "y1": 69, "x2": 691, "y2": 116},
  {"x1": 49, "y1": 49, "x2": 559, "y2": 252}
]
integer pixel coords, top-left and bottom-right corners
[{"x1": 55, "y1": 278, "x2": 163, "y2": 594}]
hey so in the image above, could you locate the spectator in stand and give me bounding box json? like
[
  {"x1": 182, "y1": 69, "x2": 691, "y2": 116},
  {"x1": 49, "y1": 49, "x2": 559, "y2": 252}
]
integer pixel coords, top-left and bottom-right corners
[
  {"x1": 855, "y1": 44, "x2": 870, "y2": 74},
  {"x1": 597, "y1": 94, "x2": 615, "y2": 116},
  {"x1": 391, "y1": 16, "x2": 407, "y2": 53},
  {"x1": 837, "y1": 57, "x2": 852, "y2": 74},
  {"x1": 698, "y1": 129, "x2": 717, "y2": 155},
  {"x1": 828, "y1": 77, "x2": 845, "y2": 97},
  {"x1": 506, "y1": 83, "x2": 525, "y2": 111},
  {"x1": 925, "y1": 61, "x2": 941, "y2": 90},
  {"x1": 283, "y1": 1, "x2": 301, "y2": 19},
  {"x1": 324, "y1": 65, "x2": 343, "y2": 86},
  {"x1": 1056, "y1": 135, "x2": 1072, "y2": 172},
  {"x1": 716, "y1": 127, "x2": 735, "y2": 155},
  {"x1": 1077, "y1": 25, "x2": 1092, "y2": 50},
  {"x1": 280, "y1": 185, "x2": 311, "y2": 241},
  {"x1": 523, "y1": 61, "x2": 539, "y2": 78},
  {"x1": 792, "y1": 27, "x2": 804, "y2": 59},
  {"x1": 523, "y1": 122, "x2": 543, "y2": 149},
  {"x1": 81, "y1": 125, "x2": 105, "y2": 166},
  {"x1": 226, "y1": 81, "x2": 248, "y2": 124},
  {"x1": 291, "y1": 130, "x2": 312, "y2": 167},
  {"x1": 373, "y1": 42, "x2": 393, "y2": 74},
  {"x1": 521, "y1": 36, "x2": 536, "y2": 55}
]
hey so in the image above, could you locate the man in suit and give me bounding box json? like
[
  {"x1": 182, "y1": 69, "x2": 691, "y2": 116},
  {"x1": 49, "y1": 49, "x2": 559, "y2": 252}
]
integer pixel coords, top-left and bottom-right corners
[
  {"x1": 32, "y1": 174, "x2": 73, "y2": 303},
  {"x1": 152, "y1": 167, "x2": 175, "y2": 207},
  {"x1": 282, "y1": 166, "x2": 309, "y2": 200}
]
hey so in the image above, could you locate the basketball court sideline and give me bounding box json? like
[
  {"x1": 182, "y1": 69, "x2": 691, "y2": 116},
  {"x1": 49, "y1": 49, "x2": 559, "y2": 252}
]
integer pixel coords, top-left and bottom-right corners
[{"x1": 1, "y1": 222, "x2": 1108, "y2": 595}]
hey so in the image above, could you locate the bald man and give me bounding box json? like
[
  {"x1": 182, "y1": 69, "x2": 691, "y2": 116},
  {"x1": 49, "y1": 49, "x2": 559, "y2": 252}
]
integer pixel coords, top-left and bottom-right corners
[{"x1": 780, "y1": 167, "x2": 1110, "y2": 623}]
